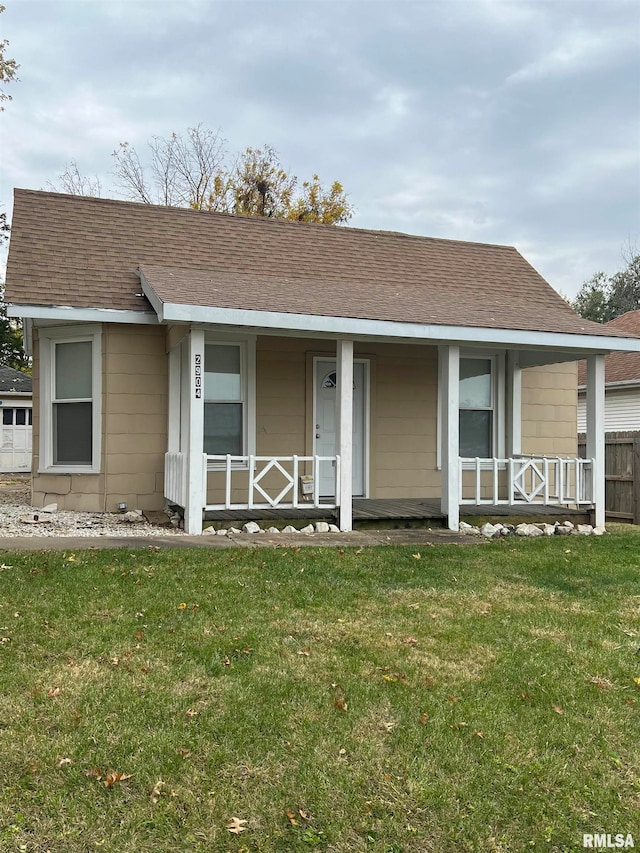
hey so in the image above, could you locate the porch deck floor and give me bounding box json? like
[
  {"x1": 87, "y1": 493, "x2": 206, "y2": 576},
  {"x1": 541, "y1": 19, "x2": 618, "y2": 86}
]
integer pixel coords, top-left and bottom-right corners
[{"x1": 203, "y1": 498, "x2": 590, "y2": 525}]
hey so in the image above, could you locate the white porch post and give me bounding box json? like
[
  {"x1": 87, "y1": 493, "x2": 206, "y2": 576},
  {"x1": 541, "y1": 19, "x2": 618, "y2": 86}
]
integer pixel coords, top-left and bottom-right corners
[
  {"x1": 586, "y1": 353, "x2": 605, "y2": 528},
  {"x1": 337, "y1": 338, "x2": 354, "y2": 531},
  {"x1": 439, "y1": 345, "x2": 460, "y2": 530},
  {"x1": 506, "y1": 351, "x2": 522, "y2": 457},
  {"x1": 185, "y1": 329, "x2": 205, "y2": 535}
]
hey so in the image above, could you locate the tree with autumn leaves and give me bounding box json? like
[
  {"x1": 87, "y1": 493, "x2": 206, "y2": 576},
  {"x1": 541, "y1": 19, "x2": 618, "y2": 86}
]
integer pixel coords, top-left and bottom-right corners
[{"x1": 53, "y1": 126, "x2": 353, "y2": 225}]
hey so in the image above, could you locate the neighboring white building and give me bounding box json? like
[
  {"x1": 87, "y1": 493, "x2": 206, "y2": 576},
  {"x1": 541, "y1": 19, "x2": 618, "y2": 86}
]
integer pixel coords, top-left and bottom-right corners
[
  {"x1": 578, "y1": 311, "x2": 640, "y2": 432},
  {"x1": 0, "y1": 366, "x2": 32, "y2": 472}
]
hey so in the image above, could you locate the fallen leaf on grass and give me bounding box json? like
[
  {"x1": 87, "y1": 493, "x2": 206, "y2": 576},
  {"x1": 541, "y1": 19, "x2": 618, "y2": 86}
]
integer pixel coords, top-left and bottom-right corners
[
  {"x1": 419, "y1": 712, "x2": 429, "y2": 726},
  {"x1": 634, "y1": 677, "x2": 640, "y2": 688},
  {"x1": 150, "y1": 780, "x2": 164, "y2": 803},
  {"x1": 333, "y1": 692, "x2": 348, "y2": 712},
  {"x1": 103, "y1": 770, "x2": 133, "y2": 788},
  {"x1": 57, "y1": 757, "x2": 73, "y2": 768},
  {"x1": 297, "y1": 649, "x2": 310, "y2": 657},
  {"x1": 382, "y1": 672, "x2": 407, "y2": 683},
  {"x1": 447, "y1": 695, "x2": 457, "y2": 703},
  {"x1": 184, "y1": 708, "x2": 199, "y2": 718},
  {"x1": 404, "y1": 637, "x2": 418, "y2": 647},
  {"x1": 412, "y1": 553, "x2": 421, "y2": 560},
  {"x1": 177, "y1": 603, "x2": 187, "y2": 610},
  {"x1": 47, "y1": 687, "x2": 60, "y2": 698},
  {"x1": 381, "y1": 720, "x2": 396, "y2": 732},
  {"x1": 474, "y1": 730, "x2": 484, "y2": 739},
  {"x1": 286, "y1": 807, "x2": 309, "y2": 826},
  {"x1": 450, "y1": 722, "x2": 468, "y2": 730},
  {"x1": 178, "y1": 748, "x2": 191, "y2": 759},
  {"x1": 354, "y1": 548, "x2": 363, "y2": 556},
  {"x1": 589, "y1": 676, "x2": 613, "y2": 690},
  {"x1": 226, "y1": 817, "x2": 247, "y2": 834},
  {"x1": 552, "y1": 705, "x2": 564, "y2": 715}
]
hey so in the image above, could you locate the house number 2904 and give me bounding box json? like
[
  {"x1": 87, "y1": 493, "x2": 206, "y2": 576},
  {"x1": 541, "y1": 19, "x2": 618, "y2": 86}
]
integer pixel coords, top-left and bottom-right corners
[{"x1": 194, "y1": 353, "x2": 202, "y2": 398}]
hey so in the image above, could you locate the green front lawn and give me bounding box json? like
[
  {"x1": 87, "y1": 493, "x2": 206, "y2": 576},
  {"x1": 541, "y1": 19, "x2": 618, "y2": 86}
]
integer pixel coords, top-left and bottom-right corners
[{"x1": 0, "y1": 534, "x2": 638, "y2": 852}]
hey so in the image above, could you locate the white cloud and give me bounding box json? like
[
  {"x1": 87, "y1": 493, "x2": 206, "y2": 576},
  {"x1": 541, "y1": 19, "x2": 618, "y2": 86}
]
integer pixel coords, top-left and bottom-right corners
[{"x1": 506, "y1": 26, "x2": 638, "y2": 85}]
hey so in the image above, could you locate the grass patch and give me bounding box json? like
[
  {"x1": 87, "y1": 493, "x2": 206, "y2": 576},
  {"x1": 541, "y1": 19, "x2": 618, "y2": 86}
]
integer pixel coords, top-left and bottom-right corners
[{"x1": 0, "y1": 535, "x2": 638, "y2": 851}]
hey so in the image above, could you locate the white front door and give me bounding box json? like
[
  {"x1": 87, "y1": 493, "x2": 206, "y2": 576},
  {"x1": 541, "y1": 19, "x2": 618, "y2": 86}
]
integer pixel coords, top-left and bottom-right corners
[{"x1": 314, "y1": 360, "x2": 366, "y2": 498}]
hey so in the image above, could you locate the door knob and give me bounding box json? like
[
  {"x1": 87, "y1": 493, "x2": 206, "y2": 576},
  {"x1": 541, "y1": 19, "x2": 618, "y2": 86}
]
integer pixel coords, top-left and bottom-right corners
[{"x1": 316, "y1": 433, "x2": 321, "y2": 438}]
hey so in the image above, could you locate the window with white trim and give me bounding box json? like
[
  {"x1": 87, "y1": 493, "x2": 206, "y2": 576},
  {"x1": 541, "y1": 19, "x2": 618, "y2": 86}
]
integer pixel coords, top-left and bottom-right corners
[
  {"x1": 39, "y1": 327, "x2": 102, "y2": 473},
  {"x1": 437, "y1": 349, "x2": 506, "y2": 467},
  {"x1": 459, "y1": 357, "x2": 494, "y2": 458},
  {"x1": 203, "y1": 343, "x2": 246, "y2": 455}
]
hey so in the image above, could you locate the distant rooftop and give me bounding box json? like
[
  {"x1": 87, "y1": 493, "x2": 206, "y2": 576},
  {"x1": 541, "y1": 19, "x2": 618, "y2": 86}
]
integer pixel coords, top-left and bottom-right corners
[{"x1": 0, "y1": 366, "x2": 32, "y2": 393}]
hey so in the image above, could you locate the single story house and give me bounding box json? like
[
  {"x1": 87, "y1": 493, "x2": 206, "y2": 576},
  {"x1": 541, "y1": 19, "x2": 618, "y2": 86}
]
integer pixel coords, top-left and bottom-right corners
[
  {"x1": 577, "y1": 311, "x2": 640, "y2": 432},
  {"x1": 0, "y1": 365, "x2": 32, "y2": 472},
  {"x1": 6, "y1": 189, "x2": 640, "y2": 533}
]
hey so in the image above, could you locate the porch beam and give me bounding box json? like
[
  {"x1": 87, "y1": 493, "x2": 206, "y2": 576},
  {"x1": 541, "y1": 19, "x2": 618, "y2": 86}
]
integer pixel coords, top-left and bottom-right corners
[
  {"x1": 506, "y1": 351, "x2": 522, "y2": 457},
  {"x1": 337, "y1": 339, "x2": 354, "y2": 531},
  {"x1": 516, "y1": 350, "x2": 599, "y2": 369},
  {"x1": 439, "y1": 345, "x2": 460, "y2": 530},
  {"x1": 586, "y1": 354, "x2": 605, "y2": 528},
  {"x1": 185, "y1": 328, "x2": 205, "y2": 535}
]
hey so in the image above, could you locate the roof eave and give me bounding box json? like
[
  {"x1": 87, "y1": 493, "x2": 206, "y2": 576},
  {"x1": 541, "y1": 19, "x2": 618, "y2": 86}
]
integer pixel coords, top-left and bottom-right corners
[
  {"x1": 6, "y1": 304, "x2": 159, "y2": 325},
  {"x1": 578, "y1": 378, "x2": 640, "y2": 392},
  {"x1": 152, "y1": 297, "x2": 640, "y2": 352}
]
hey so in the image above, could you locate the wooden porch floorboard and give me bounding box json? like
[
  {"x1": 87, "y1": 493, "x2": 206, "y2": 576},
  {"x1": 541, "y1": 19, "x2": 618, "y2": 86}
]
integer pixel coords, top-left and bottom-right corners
[{"x1": 203, "y1": 498, "x2": 590, "y2": 524}]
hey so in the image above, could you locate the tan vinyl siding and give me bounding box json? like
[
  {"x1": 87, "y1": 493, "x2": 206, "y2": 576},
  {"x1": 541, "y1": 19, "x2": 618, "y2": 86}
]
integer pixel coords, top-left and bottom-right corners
[
  {"x1": 521, "y1": 362, "x2": 578, "y2": 456},
  {"x1": 103, "y1": 325, "x2": 167, "y2": 511},
  {"x1": 368, "y1": 343, "x2": 439, "y2": 498},
  {"x1": 31, "y1": 323, "x2": 168, "y2": 512}
]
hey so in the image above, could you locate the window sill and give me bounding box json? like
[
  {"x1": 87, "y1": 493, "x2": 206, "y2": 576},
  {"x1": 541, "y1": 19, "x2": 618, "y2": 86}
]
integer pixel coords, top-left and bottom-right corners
[{"x1": 38, "y1": 466, "x2": 101, "y2": 475}]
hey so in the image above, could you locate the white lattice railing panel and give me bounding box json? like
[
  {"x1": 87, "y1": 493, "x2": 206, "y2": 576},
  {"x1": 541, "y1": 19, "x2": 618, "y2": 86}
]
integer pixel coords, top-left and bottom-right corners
[
  {"x1": 459, "y1": 456, "x2": 594, "y2": 507},
  {"x1": 204, "y1": 454, "x2": 340, "y2": 511}
]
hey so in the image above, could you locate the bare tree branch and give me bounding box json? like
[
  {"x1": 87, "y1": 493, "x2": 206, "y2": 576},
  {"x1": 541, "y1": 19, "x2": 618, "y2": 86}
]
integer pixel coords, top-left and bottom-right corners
[{"x1": 46, "y1": 161, "x2": 102, "y2": 197}]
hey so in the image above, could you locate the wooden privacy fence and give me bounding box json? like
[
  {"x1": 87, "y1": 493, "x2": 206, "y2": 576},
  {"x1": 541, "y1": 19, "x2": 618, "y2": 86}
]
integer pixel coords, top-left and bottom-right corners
[{"x1": 578, "y1": 431, "x2": 640, "y2": 524}]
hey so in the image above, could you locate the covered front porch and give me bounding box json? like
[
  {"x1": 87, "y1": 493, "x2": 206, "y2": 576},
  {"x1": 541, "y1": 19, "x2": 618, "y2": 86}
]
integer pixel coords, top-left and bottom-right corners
[{"x1": 162, "y1": 329, "x2": 606, "y2": 534}]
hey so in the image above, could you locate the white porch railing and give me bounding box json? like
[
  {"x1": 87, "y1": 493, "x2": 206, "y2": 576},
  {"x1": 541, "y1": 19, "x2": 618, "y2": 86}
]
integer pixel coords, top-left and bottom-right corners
[
  {"x1": 459, "y1": 455, "x2": 594, "y2": 507},
  {"x1": 204, "y1": 454, "x2": 340, "y2": 511},
  {"x1": 164, "y1": 451, "x2": 187, "y2": 506}
]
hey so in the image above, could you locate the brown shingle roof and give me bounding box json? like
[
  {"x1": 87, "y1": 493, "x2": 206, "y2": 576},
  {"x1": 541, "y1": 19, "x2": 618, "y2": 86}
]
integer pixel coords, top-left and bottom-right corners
[
  {"x1": 577, "y1": 311, "x2": 640, "y2": 386},
  {"x1": 4, "y1": 189, "x2": 632, "y2": 338}
]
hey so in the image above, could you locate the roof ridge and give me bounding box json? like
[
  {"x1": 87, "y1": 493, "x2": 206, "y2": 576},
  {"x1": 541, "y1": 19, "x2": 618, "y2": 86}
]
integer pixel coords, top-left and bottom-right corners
[{"x1": 13, "y1": 188, "x2": 517, "y2": 253}]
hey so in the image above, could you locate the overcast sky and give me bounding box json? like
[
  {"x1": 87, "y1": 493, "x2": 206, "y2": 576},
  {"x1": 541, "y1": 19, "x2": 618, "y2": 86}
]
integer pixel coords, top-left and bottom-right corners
[{"x1": 1, "y1": 0, "x2": 639, "y2": 298}]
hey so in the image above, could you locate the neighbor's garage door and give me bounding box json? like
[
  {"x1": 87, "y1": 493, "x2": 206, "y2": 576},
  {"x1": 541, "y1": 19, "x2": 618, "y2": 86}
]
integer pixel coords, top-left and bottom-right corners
[{"x1": 0, "y1": 405, "x2": 32, "y2": 471}]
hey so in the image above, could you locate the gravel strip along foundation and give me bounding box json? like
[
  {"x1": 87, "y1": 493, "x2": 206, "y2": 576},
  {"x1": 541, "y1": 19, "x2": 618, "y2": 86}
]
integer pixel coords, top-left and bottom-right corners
[{"x1": 0, "y1": 474, "x2": 187, "y2": 538}]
